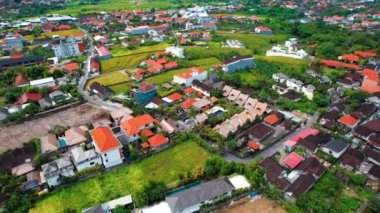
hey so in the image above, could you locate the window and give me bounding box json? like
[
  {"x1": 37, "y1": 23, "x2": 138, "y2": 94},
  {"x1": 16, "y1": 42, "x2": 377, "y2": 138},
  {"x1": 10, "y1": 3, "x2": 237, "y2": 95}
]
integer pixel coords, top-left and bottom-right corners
[
  {"x1": 90, "y1": 162, "x2": 95, "y2": 165},
  {"x1": 106, "y1": 159, "x2": 108, "y2": 162},
  {"x1": 104, "y1": 153, "x2": 107, "y2": 157}
]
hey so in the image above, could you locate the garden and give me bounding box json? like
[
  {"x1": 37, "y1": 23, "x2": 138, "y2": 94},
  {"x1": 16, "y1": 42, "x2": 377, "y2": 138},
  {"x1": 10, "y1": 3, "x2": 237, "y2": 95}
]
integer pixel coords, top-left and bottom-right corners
[{"x1": 30, "y1": 141, "x2": 211, "y2": 212}]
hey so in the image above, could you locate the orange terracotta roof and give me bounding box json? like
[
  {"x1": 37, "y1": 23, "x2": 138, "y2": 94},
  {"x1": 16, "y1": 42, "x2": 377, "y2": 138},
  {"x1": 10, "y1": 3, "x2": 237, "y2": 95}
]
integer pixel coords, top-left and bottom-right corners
[
  {"x1": 338, "y1": 114, "x2": 358, "y2": 126},
  {"x1": 175, "y1": 67, "x2": 205, "y2": 79},
  {"x1": 167, "y1": 93, "x2": 183, "y2": 102},
  {"x1": 182, "y1": 98, "x2": 196, "y2": 109},
  {"x1": 264, "y1": 114, "x2": 279, "y2": 125},
  {"x1": 15, "y1": 74, "x2": 28, "y2": 86},
  {"x1": 354, "y1": 51, "x2": 376, "y2": 58},
  {"x1": 148, "y1": 133, "x2": 169, "y2": 148},
  {"x1": 91, "y1": 127, "x2": 121, "y2": 153},
  {"x1": 247, "y1": 140, "x2": 260, "y2": 150},
  {"x1": 16, "y1": 92, "x2": 42, "y2": 105},
  {"x1": 342, "y1": 54, "x2": 360, "y2": 62},
  {"x1": 164, "y1": 61, "x2": 178, "y2": 69},
  {"x1": 361, "y1": 69, "x2": 379, "y2": 81},
  {"x1": 184, "y1": 87, "x2": 195, "y2": 94},
  {"x1": 64, "y1": 62, "x2": 79, "y2": 73},
  {"x1": 121, "y1": 114, "x2": 157, "y2": 136},
  {"x1": 140, "y1": 129, "x2": 154, "y2": 137},
  {"x1": 141, "y1": 142, "x2": 150, "y2": 149},
  {"x1": 156, "y1": 57, "x2": 167, "y2": 64}
]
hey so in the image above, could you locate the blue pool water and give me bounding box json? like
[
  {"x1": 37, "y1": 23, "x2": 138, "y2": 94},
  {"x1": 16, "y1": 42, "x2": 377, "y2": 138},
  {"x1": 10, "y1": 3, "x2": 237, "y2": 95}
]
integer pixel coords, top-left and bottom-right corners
[
  {"x1": 58, "y1": 138, "x2": 68, "y2": 148},
  {"x1": 213, "y1": 109, "x2": 224, "y2": 117},
  {"x1": 166, "y1": 181, "x2": 202, "y2": 196}
]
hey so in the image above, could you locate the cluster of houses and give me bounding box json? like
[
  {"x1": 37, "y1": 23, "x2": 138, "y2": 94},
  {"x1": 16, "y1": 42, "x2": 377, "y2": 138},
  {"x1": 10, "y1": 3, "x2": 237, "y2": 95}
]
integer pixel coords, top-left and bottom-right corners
[
  {"x1": 21, "y1": 106, "x2": 180, "y2": 189},
  {"x1": 0, "y1": 75, "x2": 74, "y2": 121},
  {"x1": 214, "y1": 84, "x2": 269, "y2": 138},
  {"x1": 320, "y1": 51, "x2": 380, "y2": 94},
  {"x1": 272, "y1": 73, "x2": 316, "y2": 100}
]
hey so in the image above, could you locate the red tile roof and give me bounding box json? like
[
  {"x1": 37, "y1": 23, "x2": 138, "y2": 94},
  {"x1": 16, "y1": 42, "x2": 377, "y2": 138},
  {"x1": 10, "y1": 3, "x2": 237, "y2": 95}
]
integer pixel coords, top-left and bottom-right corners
[
  {"x1": 283, "y1": 152, "x2": 304, "y2": 169},
  {"x1": 167, "y1": 93, "x2": 183, "y2": 102},
  {"x1": 164, "y1": 61, "x2": 178, "y2": 70},
  {"x1": 289, "y1": 128, "x2": 319, "y2": 143},
  {"x1": 156, "y1": 57, "x2": 167, "y2": 64},
  {"x1": 16, "y1": 92, "x2": 42, "y2": 105},
  {"x1": 140, "y1": 129, "x2": 154, "y2": 137},
  {"x1": 321, "y1": 60, "x2": 360, "y2": 70},
  {"x1": 141, "y1": 142, "x2": 150, "y2": 149},
  {"x1": 175, "y1": 67, "x2": 205, "y2": 79},
  {"x1": 182, "y1": 98, "x2": 196, "y2": 109},
  {"x1": 148, "y1": 133, "x2": 169, "y2": 148},
  {"x1": 15, "y1": 74, "x2": 28, "y2": 86},
  {"x1": 256, "y1": 26, "x2": 272, "y2": 31},
  {"x1": 338, "y1": 114, "x2": 359, "y2": 127},
  {"x1": 139, "y1": 82, "x2": 155, "y2": 92},
  {"x1": 11, "y1": 53, "x2": 24, "y2": 59},
  {"x1": 184, "y1": 87, "x2": 195, "y2": 94},
  {"x1": 361, "y1": 69, "x2": 379, "y2": 81},
  {"x1": 341, "y1": 54, "x2": 360, "y2": 62},
  {"x1": 264, "y1": 114, "x2": 280, "y2": 125},
  {"x1": 64, "y1": 62, "x2": 79, "y2": 73},
  {"x1": 354, "y1": 51, "x2": 376, "y2": 58},
  {"x1": 247, "y1": 140, "x2": 260, "y2": 150},
  {"x1": 121, "y1": 114, "x2": 157, "y2": 135},
  {"x1": 91, "y1": 126, "x2": 121, "y2": 153}
]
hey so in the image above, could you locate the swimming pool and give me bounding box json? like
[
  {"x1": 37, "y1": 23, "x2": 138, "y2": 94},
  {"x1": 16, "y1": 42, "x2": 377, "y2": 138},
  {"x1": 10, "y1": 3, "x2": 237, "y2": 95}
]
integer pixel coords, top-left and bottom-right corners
[
  {"x1": 213, "y1": 109, "x2": 224, "y2": 117},
  {"x1": 58, "y1": 138, "x2": 68, "y2": 148},
  {"x1": 166, "y1": 181, "x2": 202, "y2": 196}
]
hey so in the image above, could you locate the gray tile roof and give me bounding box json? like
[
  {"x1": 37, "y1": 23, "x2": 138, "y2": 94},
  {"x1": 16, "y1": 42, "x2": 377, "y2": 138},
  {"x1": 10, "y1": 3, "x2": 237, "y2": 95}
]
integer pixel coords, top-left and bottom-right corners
[
  {"x1": 322, "y1": 139, "x2": 349, "y2": 153},
  {"x1": 166, "y1": 177, "x2": 234, "y2": 213}
]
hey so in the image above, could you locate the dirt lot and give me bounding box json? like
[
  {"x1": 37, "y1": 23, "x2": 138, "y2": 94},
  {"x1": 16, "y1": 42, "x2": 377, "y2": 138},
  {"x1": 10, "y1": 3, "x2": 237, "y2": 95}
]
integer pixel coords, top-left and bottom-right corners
[
  {"x1": 217, "y1": 197, "x2": 286, "y2": 213},
  {"x1": 0, "y1": 104, "x2": 107, "y2": 154}
]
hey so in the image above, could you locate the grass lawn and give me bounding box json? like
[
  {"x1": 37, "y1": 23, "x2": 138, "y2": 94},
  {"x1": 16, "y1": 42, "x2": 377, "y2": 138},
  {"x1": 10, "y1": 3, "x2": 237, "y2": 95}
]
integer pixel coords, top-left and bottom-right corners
[
  {"x1": 23, "y1": 29, "x2": 84, "y2": 40},
  {"x1": 321, "y1": 67, "x2": 345, "y2": 82},
  {"x1": 254, "y1": 55, "x2": 309, "y2": 65},
  {"x1": 341, "y1": 196, "x2": 361, "y2": 212},
  {"x1": 31, "y1": 141, "x2": 211, "y2": 212},
  {"x1": 109, "y1": 82, "x2": 131, "y2": 94},
  {"x1": 48, "y1": 0, "x2": 175, "y2": 16},
  {"x1": 110, "y1": 43, "x2": 169, "y2": 57},
  {"x1": 188, "y1": 57, "x2": 221, "y2": 67},
  {"x1": 216, "y1": 32, "x2": 288, "y2": 55},
  {"x1": 101, "y1": 53, "x2": 149, "y2": 73},
  {"x1": 146, "y1": 67, "x2": 188, "y2": 84},
  {"x1": 86, "y1": 71, "x2": 130, "y2": 89},
  {"x1": 184, "y1": 46, "x2": 252, "y2": 60}
]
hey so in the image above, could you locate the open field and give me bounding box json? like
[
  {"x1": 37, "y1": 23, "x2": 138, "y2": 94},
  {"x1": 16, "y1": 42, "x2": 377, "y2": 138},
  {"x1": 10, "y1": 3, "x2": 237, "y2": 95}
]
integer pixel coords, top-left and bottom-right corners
[
  {"x1": 185, "y1": 46, "x2": 252, "y2": 60},
  {"x1": 23, "y1": 29, "x2": 84, "y2": 40},
  {"x1": 0, "y1": 104, "x2": 105, "y2": 154},
  {"x1": 188, "y1": 57, "x2": 221, "y2": 67},
  {"x1": 101, "y1": 53, "x2": 149, "y2": 73},
  {"x1": 110, "y1": 43, "x2": 169, "y2": 57},
  {"x1": 86, "y1": 71, "x2": 130, "y2": 89},
  {"x1": 216, "y1": 32, "x2": 288, "y2": 55},
  {"x1": 216, "y1": 197, "x2": 286, "y2": 213},
  {"x1": 48, "y1": 0, "x2": 175, "y2": 16},
  {"x1": 31, "y1": 141, "x2": 211, "y2": 212},
  {"x1": 254, "y1": 55, "x2": 309, "y2": 65},
  {"x1": 108, "y1": 82, "x2": 131, "y2": 94}
]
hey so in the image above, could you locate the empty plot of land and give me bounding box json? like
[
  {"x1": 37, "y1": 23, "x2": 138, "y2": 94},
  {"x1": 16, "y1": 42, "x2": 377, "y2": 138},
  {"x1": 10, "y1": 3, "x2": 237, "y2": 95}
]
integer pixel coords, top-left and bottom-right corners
[
  {"x1": 0, "y1": 104, "x2": 105, "y2": 154},
  {"x1": 217, "y1": 197, "x2": 286, "y2": 213},
  {"x1": 23, "y1": 29, "x2": 84, "y2": 40}
]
